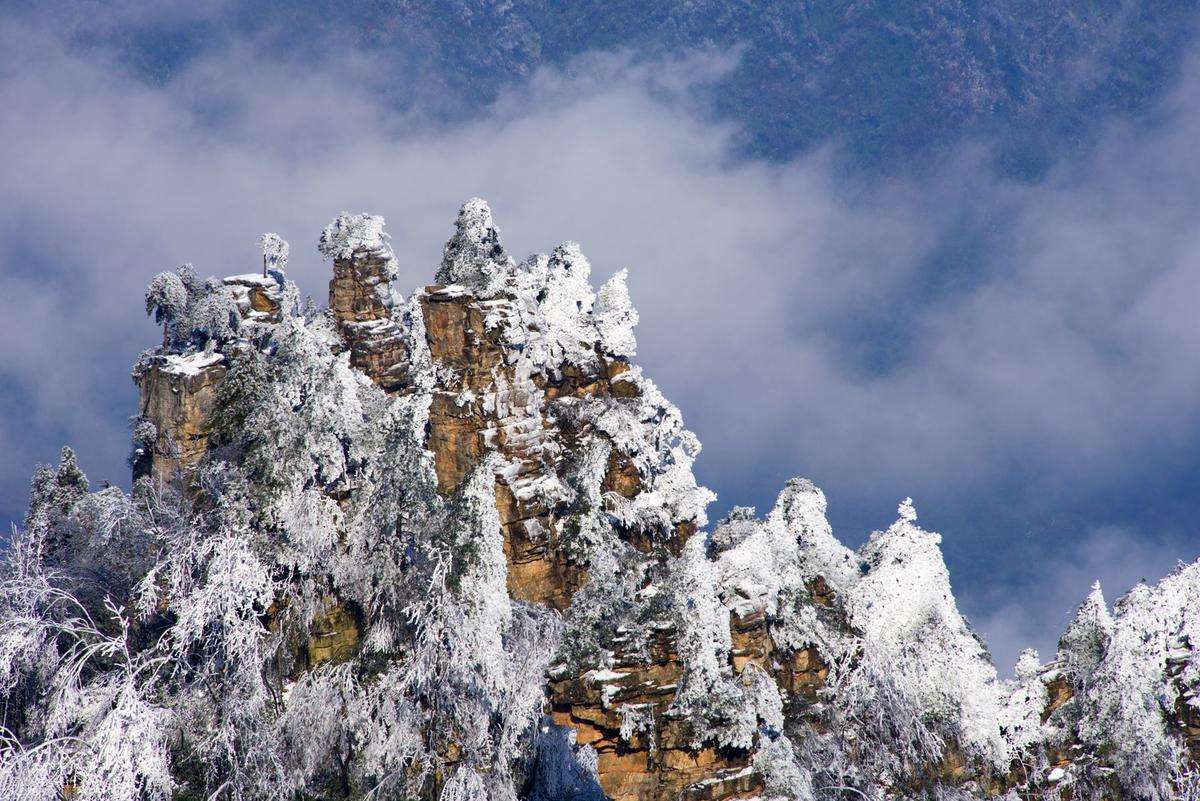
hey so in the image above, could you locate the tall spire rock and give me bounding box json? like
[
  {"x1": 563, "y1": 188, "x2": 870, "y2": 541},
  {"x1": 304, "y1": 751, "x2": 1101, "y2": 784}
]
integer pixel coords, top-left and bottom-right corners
[
  {"x1": 435, "y1": 197, "x2": 512, "y2": 295},
  {"x1": 322, "y1": 212, "x2": 411, "y2": 392}
]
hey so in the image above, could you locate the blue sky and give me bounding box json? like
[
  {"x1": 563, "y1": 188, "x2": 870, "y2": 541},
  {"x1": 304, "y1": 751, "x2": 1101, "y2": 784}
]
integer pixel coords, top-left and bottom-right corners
[{"x1": 2, "y1": 2, "x2": 1199, "y2": 671}]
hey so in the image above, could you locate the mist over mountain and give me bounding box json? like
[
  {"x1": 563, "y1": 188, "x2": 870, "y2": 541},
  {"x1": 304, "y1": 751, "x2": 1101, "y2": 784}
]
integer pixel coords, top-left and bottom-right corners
[{"x1": 25, "y1": 0, "x2": 1198, "y2": 168}]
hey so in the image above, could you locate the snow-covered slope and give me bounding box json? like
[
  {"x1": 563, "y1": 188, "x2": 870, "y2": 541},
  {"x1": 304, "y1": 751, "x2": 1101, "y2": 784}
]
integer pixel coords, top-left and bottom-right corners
[{"x1": 1, "y1": 201, "x2": 1197, "y2": 801}]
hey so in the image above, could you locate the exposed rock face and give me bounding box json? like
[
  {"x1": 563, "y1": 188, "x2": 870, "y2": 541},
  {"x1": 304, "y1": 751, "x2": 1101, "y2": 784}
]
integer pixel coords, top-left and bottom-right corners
[
  {"x1": 316, "y1": 212, "x2": 409, "y2": 393},
  {"x1": 328, "y1": 246, "x2": 409, "y2": 392},
  {"x1": 224, "y1": 272, "x2": 285, "y2": 324},
  {"x1": 134, "y1": 352, "x2": 226, "y2": 483},
  {"x1": 306, "y1": 600, "x2": 362, "y2": 668},
  {"x1": 551, "y1": 671, "x2": 758, "y2": 800},
  {"x1": 548, "y1": 617, "x2": 764, "y2": 801},
  {"x1": 128, "y1": 202, "x2": 1200, "y2": 801},
  {"x1": 134, "y1": 270, "x2": 291, "y2": 483},
  {"x1": 416, "y1": 286, "x2": 665, "y2": 610}
]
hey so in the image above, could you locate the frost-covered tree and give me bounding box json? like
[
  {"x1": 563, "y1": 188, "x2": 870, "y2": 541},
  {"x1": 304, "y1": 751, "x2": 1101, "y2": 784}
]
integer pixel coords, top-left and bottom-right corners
[
  {"x1": 753, "y1": 733, "x2": 815, "y2": 801},
  {"x1": 436, "y1": 198, "x2": 512, "y2": 295},
  {"x1": 1058, "y1": 581, "x2": 1113, "y2": 686},
  {"x1": 670, "y1": 536, "x2": 756, "y2": 750},
  {"x1": 215, "y1": 316, "x2": 378, "y2": 518},
  {"x1": 555, "y1": 440, "x2": 616, "y2": 565},
  {"x1": 997, "y1": 648, "x2": 1048, "y2": 760},
  {"x1": 24, "y1": 446, "x2": 89, "y2": 551},
  {"x1": 318, "y1": 211, "x2": 392, "y2": 262},
  {"x1": 259, "y1": 232, "x2": 289, "y2": 275},
  {"x1": 402, "y1": 458, "x2": 560, "y2": 795},
  {"x1": 525, "y1": 725, "x2": 604, "y2": 801},
  {"x1": 144, "y1": 270, "x2": 188, "y2": 347},
  {"x1": 1060, "y1": 564, "x2": 1200, "y2": 800},
  {"x1": 537, "y1": 243, "x2": 598, "y2": 368},
  {"x1": 187, "y1": 277, "x2": 241, "y2": 349},
  {"x1": 714, "y1": 478, "x2": 854, "y2": 655},
  {"x1": 1, "y1": 498, "x2": 175, "y2": 801},
  {"x1": 594, "y1": 268, "x2": 638, "y2": 358},
  {"x1": 143, "y1": 265, "x2": 242, "y2": 352},
  {"x1": 841, "y1": 498, "x2": 1006, "y2": 773}
]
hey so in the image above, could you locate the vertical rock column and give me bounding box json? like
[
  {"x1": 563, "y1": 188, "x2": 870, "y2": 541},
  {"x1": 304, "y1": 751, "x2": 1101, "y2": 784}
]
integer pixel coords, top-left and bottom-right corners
[
  {"x1": 324, "y1": 214, "x2": 410, "y2": 392},
  {"x1": 418, "y1": 285, "x2": 628, "y2": 610},
  {"x1": 325, "y1": 207, "x2": 757, "y2": 799},
  {"x1": 133, "y1": 353, "x2": 227, "y2": 484}
]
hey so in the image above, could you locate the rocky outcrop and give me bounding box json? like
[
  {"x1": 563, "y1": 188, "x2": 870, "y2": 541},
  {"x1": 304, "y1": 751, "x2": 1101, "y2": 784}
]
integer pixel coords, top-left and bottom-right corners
[
  {"x1": 317, "y1": 218, "x2": 764, "y2": 799},
  {"x1": 322, "y1": 215, "x2": 411, "y2": 394},
  {"x1": 418, "y1": 287, "x2": 659, "y2": 609},
  {"x1": 306, "y1": 600, "x2": 362, "y2": 668},
  {"x1": 328, "y1": 250, "x2": 409, "y2": 392},
  {"x1": 125, "y1": 202, "x2": 1199, "y2": 801},
  {"x1": 133, "y1": 352, "x2": 226, "y2": 483},
  {"x1": 548, "y1": 622, "x2": 760, "y2": 801},
  {"x1": 133, "y1": 271, "x2": 291, "y2": 483},
  {"x1": 544, "y1": 607, "x2": 834, "y2": 801},
  {"x1": 224, "y1": 272, "x2": 285, "y2": 324},
  {"x1": 325, "y1": 244, "x2": 689, "y2": 611}
]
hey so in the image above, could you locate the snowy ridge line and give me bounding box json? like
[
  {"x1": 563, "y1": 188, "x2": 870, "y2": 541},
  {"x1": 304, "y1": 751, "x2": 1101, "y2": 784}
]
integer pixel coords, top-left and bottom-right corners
[{"x1": 1, "y1": 200, "x2": 1197, "y2": 801}]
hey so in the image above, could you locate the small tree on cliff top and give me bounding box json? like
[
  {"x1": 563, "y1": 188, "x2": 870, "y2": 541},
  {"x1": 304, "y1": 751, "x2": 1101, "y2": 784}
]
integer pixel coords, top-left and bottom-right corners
[
  {"x1": 260, "y1": 233, "x2": 288, "y2": 276},
  {"x1": 144, "y1": 270, "x2": 188, "y2": 347}
]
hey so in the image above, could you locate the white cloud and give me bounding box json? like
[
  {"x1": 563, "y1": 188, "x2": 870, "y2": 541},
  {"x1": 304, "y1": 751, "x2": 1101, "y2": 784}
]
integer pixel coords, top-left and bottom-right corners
[{"x1": 971, "y1": 526, "x2": 1193, "y2": 674}]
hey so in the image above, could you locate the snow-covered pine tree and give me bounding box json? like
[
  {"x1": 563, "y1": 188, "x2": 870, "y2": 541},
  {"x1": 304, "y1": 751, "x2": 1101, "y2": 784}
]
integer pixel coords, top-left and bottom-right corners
[{"x1": 260, "y1": 233, "x2": 289, "y2": 275}]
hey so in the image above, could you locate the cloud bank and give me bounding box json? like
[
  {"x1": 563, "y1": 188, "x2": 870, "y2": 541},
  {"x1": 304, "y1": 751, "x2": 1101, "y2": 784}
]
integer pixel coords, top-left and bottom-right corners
[{"x1": 1, "y1": 17, "x2": 1199, "y2": 671}]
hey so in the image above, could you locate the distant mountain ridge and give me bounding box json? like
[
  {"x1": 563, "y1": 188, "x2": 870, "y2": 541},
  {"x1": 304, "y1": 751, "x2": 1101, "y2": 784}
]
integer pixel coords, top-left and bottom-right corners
[
  {"x1": 53, "y1": 0, "x2": 1199, "y2": 168},
  {"x1": 1, "y1": 201, "x2": 1197, "y2": 800}
]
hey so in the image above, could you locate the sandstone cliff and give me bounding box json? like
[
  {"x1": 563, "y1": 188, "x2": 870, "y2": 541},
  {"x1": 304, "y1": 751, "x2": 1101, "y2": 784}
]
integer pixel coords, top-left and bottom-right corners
[{"x1": 1, "y1": 201, "x2": 1197, "y2": 801}]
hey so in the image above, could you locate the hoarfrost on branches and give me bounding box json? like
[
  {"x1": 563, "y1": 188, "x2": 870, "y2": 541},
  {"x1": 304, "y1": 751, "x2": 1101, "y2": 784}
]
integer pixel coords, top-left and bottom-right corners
[
  {"x1": 753, "y1": 734, "x2": 815, "y2": 801},
  {"x1": 436, "y1": 198, "x2": 512, "y2": 295},
  {"x1": 538, "y1": 243, "x2": 597, "y2": 364},
  {"x1": 594, "y1": 268, "x2": 638, "y2": 358},
  {"x1": 259, "y1": 232, "x2": 289, "y2": 272},
  {"x1": 1058, "y1": 581, "x2": 1113, "y2": 685},
  {"x1": 768, "y1": 478, "x2": 856, "y2": 592},
  {"x1": 526, "y1": 724, "x2": 605, "y2": 801},
  {"x1": 0, "y1": 542, "x2": 174, "y2": 801},
  {"x1": 1062, "y1": 562, "x2": 1200, "y2": 799},
  {"x1": 846, "y1": 499, "x2": 1006, "y2": 766},
  {"x1": 583, "y1": 367, "x2": 715, "y2": 533},
  {"x1": 143, "y1": 271, "x2": 187, "y2": 329},
  {"x1": 440, "y1": 765, "x2": 489, "y2": 801},
  {"x1": 399, "y1": 457, "x2": 561, "y2": 794},
  {"x1": 186, "y1": 277, "x2": 241, "y2": 348},
  {"x1": 140, "y1": 265, "x2": 247, "y2": 353},
  {"x1": 997, "y1": 649, "x2": 1048, "y2": 758},
  {"x1": 669, "y1": 536, "x2": 756, "y2": 750},
  {"x1": 318, "y1": 211, "x2": 393, "y2": 262}
]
